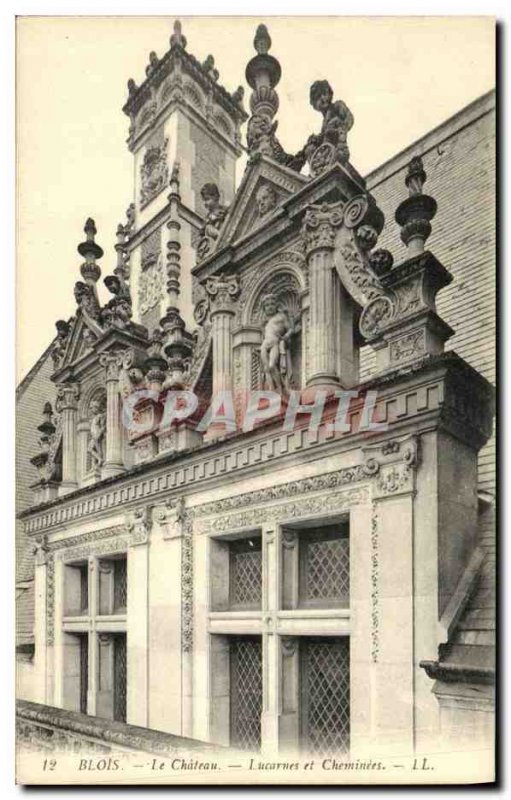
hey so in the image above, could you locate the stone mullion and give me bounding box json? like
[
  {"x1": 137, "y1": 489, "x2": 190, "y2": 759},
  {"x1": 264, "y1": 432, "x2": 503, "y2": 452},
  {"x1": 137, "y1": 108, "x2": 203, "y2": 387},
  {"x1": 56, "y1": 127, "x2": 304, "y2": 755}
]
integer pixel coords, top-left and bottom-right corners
[{"x1": 261, "y1": 523, "x2": 279, "y2": 755}]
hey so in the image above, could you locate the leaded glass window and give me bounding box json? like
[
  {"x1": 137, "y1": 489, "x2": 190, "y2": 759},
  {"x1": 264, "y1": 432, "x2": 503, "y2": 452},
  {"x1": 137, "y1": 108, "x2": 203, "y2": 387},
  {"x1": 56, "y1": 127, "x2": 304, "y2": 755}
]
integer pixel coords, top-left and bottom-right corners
[
  {"x1": 299, "y1": 524, "x2": 349, "y2": 608},
  {"x1": 229, "y1": 537, "x2": 262, "y2": 609},
  {"x1": 300, "y1": 637, "x2": 350, "y2": 755},
  {"x1": 230, "y1": 636, "x2": 262, "y2": 750}
]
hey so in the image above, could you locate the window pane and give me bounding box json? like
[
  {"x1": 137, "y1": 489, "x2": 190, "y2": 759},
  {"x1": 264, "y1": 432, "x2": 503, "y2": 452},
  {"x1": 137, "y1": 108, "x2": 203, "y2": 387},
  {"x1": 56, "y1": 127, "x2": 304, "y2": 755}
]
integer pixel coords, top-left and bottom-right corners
[
  {"x1": 113, "y1": 559, "x2": 127, "y2": 612},
  {"x1": 230, "y1": 636, "x2": 262, "y2": 750},
  {"x1": 299, "y1": 525, "x2": 349, "y2": 608},
  {"x1": 301, "y1": 637, "x2": 350, "y2": 755},
  {"x1": 229, "y1": 538, "x2": 262, "y2": 609}
]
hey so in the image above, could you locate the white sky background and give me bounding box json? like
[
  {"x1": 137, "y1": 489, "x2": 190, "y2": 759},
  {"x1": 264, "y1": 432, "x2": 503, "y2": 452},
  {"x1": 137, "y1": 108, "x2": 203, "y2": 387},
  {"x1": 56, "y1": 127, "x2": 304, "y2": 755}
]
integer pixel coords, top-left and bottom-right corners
[{"x1": 16, "y1": 15, "x2": 495, "y2": 383}]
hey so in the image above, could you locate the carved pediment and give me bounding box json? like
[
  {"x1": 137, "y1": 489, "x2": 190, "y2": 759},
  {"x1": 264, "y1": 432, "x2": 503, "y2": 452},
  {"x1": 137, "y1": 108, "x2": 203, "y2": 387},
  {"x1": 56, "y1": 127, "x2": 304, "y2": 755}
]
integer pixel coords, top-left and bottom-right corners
[
  {"x1": 52, "y1": 312, "x2": 103, "y2": 373},
  {"x1": 215, "y1": 156, "x2": 307, "y2": 249}
]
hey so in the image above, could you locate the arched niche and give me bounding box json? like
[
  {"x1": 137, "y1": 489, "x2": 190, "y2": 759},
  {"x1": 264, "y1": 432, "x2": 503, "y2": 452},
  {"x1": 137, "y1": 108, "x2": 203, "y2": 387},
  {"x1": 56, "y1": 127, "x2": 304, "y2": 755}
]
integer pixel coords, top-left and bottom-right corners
[{"x1": 245, "y1": 268, "x2": 305, "y2": 392}]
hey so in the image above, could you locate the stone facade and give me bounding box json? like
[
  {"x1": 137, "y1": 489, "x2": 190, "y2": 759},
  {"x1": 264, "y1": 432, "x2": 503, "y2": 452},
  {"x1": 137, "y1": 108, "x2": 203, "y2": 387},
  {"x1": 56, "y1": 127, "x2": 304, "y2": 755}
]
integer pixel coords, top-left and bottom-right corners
[{"x1": 16, "y1": 19, "x2": 495, "y2": 773}]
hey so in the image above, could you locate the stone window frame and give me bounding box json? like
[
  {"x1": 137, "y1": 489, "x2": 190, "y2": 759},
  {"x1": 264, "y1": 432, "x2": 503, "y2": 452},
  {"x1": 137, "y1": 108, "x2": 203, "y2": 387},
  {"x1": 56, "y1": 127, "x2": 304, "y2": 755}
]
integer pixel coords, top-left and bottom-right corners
[
  {"x1": 206, "y1": 507, "x2": 352, "y2": 754},
  {"x1": 59, "y1": 549, "x2": 128, "y2": 722}
]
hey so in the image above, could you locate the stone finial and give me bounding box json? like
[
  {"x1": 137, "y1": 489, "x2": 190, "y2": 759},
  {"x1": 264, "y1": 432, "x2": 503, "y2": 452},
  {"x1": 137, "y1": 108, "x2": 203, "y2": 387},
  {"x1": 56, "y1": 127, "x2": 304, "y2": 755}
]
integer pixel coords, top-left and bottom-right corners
[
  {"x1": 38, "y1": 402, "x2": 56, "y2": 441},
  {"x1": 202, "y1": 55, "x2": 219, "y2": 82},
  {"x1": 170, "y1": 19, "x2": 187, "y2": 50},
  {"x1": 245, "y1": 24, "x2": 281, "y2": 120},
  {"x1": 146, "y1": 51, "x2": 159, "y2": 78},
  {"x1": 395, "y1": 155, "x2": 437, "y2": 256},
  {"x1": 78, "y1": 217, "x2": 103, "y2": 284},
  {"x1": 127, "y1": 78, "x2": 138, "y2": 97}
]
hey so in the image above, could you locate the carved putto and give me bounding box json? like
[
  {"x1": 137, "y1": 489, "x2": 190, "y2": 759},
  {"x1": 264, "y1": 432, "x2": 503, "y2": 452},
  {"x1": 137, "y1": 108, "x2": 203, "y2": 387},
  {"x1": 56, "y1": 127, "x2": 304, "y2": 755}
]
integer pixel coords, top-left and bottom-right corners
[
  {"x1": 74, "y1": 281, "x2": 101, "y2": 321},
  {"x1": 140, "y1": 139, "x2": 169, "y2": 208},
  {"x1": 305, "y1": 79, "x2": 354, "y2": 177},
  {"x1": 102, "y1": 274, "x2": 133, "y2": 329},
  {"x1": 87, "y1": 396, "x2": 106, "y2": 470},
  {"x1": 196, "y1": 183, "x2": 229, "y2": 262},
  {"x1": 51, "y1": 320, "x2": 71, "y2": 369},
  {"x1": 260, "y1": 292, "x2": 299, "y2": 393}
]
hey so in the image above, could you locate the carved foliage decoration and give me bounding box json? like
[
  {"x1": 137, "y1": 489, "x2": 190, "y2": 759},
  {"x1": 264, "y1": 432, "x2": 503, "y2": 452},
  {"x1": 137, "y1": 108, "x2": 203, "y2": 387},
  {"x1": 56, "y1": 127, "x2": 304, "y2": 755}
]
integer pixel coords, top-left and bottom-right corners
[
  {"x1": 139, "y1": 254, "x2": 164, "y2": 315},
  {"x1": 140, "y1": 138, "x2": 169, "y2": 208}
]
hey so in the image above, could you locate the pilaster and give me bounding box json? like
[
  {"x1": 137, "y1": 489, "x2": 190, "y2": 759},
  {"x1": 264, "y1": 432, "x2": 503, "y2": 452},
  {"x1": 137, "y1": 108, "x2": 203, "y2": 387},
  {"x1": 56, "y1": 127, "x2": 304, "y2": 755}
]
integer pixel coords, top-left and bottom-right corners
[
  {"x1": 302, "y1": 202, "x2": 344, "y2": 389},
  {"x1": 33, "y1": 536, "x2": 50, "y2": 704},
  {"x1": 126, "y1": 506, "x2": 152, "y2": 727},
  {"x1": 99, "y1": 353, "x2": 125, "y2": 479},
  {"x1": 56, "y1": 384, "x2": 80, "y2": 495}
]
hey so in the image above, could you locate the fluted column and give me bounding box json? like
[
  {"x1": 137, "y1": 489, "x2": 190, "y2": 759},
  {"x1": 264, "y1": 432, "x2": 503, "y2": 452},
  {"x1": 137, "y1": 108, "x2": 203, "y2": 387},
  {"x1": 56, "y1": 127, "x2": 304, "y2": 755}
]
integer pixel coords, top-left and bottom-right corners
[
  {"x1": 99, "y1": 353, "x2": 125, "y2": 478},
  {"x1": 56, "y1": 384, "x2": 80, "y2": 495},
  {"x1": 205, "y1": 273, "x2": 240, "y2": 396},
  {"x1": 302, "y1": 203, "x2": 344, "y2": 388}
]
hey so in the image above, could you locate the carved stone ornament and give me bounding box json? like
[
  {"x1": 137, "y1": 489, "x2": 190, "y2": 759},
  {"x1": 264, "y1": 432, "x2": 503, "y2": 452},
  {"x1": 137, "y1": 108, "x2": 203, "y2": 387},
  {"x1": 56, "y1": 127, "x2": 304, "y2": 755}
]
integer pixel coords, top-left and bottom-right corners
[
  {"x1": 196, "y1": 183, "x2": 229, "y2": 263},
  {"x1": 33, "y1": 534, "x2": 50, "y2": 566},
  {"x1": 87, "y1": 394, "x2": 106, "y2": 470},
  {"x1": 55, "y1": 384, "x2": 80, "y2": 413},
  {"x1": 301, "y1": 201, "x2": 344, "y2": 256},
  {"x1": 138, "y1": 253, "x2": 164, "y2": 315},
  {"x1": 259, "y1": 291, "x2": 300, "y2": 393},
  {"x1": 255, "y1": 183, "x2": 278, "y2": 217},
  {"x1": 281, "y1": 636, "x2": 298, "y2": 657},
  {"x1": 126, "y1": 505, "x2": 153, "y2": 544},
  {"x1": 204, "y1": 273, "x2": 241, "y2": 313},
  {"x1": 359, "y1": 295, "x2": 395, "y2": 338},
  {"x1": 140, "y1": 139, "x2": 169, "y2": 208},
  {"x1": 51, "y1": 320, "x2": 71, "y2": 370},
  {"x1": 363, "y1": 435, "x2": 420, "y2": 499},
  {"x1": 304, "y1": 79, "x2": 354, "y2": 177}
]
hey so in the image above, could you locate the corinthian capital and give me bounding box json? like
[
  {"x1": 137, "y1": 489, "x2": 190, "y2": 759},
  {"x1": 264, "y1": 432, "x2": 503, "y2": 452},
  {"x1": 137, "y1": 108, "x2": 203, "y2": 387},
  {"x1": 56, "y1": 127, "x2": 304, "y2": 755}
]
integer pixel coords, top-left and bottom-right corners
[
  {"x1": 204, "y1": 272, "x2": 241, "y2": 315},
  {"x1": 99, "y1": 351, "x2": 124, "y2": 381},
  {"x1": 55, "y1": 383, "x2": 80, "y2": 412},
  {"x1": 301, "y1": 201, "x2": 344, "y2": 257}
]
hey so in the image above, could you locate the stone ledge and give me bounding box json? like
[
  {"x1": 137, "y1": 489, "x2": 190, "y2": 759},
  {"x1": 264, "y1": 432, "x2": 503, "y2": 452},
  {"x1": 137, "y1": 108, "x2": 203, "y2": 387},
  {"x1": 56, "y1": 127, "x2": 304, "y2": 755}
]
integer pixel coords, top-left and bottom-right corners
[{"x1": 16, "y1": 700, "x2": 227, "y2": 755}]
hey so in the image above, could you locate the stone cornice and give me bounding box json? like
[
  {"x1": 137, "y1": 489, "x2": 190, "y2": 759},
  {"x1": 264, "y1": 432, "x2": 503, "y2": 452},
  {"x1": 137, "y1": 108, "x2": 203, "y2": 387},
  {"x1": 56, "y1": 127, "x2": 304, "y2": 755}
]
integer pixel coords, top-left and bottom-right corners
[
  {"x1": 19, "y1": 353, "x2": 494, "y2": 535},
  {"x1": 420, "y1": 659, "x2": 495, "y2": 686}
]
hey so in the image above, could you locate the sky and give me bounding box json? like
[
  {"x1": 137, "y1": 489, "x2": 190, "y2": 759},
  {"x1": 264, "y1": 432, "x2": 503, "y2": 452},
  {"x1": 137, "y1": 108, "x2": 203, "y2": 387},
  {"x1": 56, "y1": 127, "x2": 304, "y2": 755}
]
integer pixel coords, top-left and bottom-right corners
[{"x1": 16, "y1": 15, "x2": 495, "y2": 383}]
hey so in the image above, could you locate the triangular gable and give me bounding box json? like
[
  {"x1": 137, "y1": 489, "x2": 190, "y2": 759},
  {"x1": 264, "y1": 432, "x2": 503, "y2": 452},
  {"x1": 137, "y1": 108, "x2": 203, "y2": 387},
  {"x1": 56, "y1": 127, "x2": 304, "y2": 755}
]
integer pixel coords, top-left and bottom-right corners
[
  {"x1": 215, "y1": 155, "x2": 308, "y2": 249},
  {"x1": 60, "y1": 312, "x2": 103, "y2": 369}
]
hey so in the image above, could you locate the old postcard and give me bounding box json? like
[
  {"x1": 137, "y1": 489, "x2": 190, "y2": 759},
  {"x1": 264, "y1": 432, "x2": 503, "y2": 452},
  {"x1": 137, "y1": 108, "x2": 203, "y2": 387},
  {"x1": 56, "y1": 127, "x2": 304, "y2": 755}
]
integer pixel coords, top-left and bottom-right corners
[{"x1": 15, "y1": 15, "x2": 496, "y2": 785}]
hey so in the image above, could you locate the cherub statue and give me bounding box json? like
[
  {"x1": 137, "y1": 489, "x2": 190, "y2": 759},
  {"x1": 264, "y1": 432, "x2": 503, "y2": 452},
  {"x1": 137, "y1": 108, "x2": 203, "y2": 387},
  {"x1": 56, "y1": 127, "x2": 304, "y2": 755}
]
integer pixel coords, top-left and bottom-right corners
[
  {"x1": 305, "y1": 79, "x2": 354, "y2": 168},
  {"x1": 74, "y1": 281, "x2": 100, "y2": 320},
  {"x1": 197, "y1": 184, "x2": 229, "y2": 261},
  {"x1": 256, "y1": 184, "x2": 278, "y2": 217},
  {"x1": 200, "y1": 183, "x2": 228, "y2": 237},
  {"x1": 259, "y1": 293, "x2": 299, "y2": 393},
  {"x1": 51, "y1": 319, "x2": 70, "y2": 369},
  {"x1": 88, "y1": 398, "x2": 106, "y2": 470},
  {"x1": 102, "y1": 274, "x2": 133, "y2": 328}
]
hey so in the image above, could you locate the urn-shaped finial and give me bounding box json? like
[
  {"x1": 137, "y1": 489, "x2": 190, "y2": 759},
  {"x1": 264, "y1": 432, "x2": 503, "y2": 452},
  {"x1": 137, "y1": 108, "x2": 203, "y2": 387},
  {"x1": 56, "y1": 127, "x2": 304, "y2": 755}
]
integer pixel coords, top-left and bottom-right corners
[
  {"x1": 395, "y1": 155, "x2": 437, "y2": 256},
  {"x1": 78, "y1": 217, "x2": 103, "y2": 283}
]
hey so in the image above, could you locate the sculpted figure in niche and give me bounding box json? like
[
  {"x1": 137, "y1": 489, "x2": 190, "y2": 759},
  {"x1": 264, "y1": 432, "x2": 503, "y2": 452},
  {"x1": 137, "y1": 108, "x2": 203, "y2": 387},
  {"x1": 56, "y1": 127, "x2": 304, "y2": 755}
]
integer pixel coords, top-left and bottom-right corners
[
  {"x1": 256, "y1": 184, "x2": 278, "y2": 217},
  {"x1": 260, "y1": 293, "x2": 299, "y2": 393},
  {"x1": 88, "y1": 397, "x2": 106, "y2": 470},
  {"x1": 305, "y1": 79, "x2": 354, "y2": 167}
]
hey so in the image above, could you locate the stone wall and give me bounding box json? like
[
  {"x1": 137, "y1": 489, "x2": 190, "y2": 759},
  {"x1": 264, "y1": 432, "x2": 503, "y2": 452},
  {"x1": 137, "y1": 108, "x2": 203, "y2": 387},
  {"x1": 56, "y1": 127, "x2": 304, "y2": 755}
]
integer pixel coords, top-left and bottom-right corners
[{"x1": 16, "y1": 345, "x2": 56, "y2": 647}]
